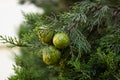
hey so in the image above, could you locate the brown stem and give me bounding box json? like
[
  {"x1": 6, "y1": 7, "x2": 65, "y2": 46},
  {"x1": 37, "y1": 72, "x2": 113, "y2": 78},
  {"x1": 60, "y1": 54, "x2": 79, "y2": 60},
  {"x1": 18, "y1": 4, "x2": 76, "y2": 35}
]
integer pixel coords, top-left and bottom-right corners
[
  {"x1": 108, "y1": 5, "x2": 120, "y2": 10},
  {"x1": 66, "y1": 23, "x2": 76, "y2": 33},
  {"x1": 87, "y1": 3, "x2": 101, "y2": 16},
  {"x1": 66, "y1": 4, "x2": 101, "y2": 34}
]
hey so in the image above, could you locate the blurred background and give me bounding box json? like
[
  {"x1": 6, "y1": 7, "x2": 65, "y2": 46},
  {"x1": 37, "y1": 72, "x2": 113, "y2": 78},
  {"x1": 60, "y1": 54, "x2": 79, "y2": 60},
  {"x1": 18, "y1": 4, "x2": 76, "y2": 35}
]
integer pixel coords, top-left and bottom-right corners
[{"x1": 0, "y1": 0, "x2": 43, "y2": 80}]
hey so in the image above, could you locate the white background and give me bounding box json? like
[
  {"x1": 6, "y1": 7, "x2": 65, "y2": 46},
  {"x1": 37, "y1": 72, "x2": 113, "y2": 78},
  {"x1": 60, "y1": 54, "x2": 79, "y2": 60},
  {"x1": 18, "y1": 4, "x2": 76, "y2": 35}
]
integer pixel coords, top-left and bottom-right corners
[{"x1": 0, "y1": 0, "x2": 43, "y2": 80}]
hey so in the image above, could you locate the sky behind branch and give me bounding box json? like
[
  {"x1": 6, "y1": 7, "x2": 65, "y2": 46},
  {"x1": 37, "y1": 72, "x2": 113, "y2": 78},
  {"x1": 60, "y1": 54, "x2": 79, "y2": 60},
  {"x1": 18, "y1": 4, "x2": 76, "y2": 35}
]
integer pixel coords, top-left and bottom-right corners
[{"x1": 0, "y1": 0, "x2": 43, "y2": 79}]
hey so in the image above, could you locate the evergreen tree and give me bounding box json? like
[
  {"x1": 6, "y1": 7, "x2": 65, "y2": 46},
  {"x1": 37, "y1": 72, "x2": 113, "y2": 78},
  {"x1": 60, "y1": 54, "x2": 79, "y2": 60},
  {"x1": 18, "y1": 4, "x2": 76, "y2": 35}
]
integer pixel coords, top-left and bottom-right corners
[{"x1": 0, "y1": 0, "x2": 120, "y2": 80}]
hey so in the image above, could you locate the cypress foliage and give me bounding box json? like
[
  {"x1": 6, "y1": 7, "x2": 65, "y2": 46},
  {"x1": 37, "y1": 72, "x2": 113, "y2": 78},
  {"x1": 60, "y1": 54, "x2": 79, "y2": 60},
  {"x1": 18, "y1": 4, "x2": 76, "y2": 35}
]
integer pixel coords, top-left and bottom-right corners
[{"x1": 0, "y1": 0, "x2": 120, "y2": 80}]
